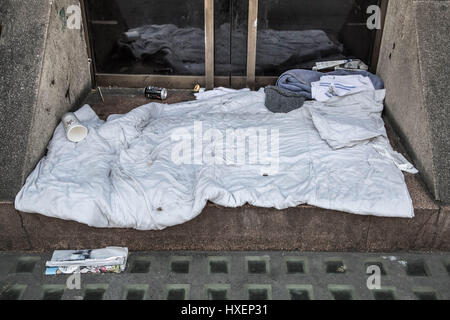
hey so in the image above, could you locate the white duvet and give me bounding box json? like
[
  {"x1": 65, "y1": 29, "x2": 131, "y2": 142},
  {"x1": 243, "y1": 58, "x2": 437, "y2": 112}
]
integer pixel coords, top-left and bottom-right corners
[{"x1": 15, "y1": 89, "x2": 417, "y2": 230}]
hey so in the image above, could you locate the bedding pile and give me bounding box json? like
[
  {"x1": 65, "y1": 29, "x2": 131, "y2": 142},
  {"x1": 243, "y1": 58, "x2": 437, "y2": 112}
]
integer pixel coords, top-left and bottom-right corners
[{"x1": 15, "y1": 89, "x2": 417, "y2": 230}]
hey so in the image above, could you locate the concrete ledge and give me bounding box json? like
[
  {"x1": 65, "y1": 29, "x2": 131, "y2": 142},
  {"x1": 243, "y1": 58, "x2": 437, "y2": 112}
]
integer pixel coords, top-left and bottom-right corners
[{"x1": 0, "y1": 175, "x2": 446, "y2": 252}]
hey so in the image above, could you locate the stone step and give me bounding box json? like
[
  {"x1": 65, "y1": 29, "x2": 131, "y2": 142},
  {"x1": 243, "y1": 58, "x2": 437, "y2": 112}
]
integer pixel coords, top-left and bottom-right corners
[
  {"x1": 1, "y1": 89, "x2": 447, "y2": 252},
  {"x1": 1, "y1": 174, "x2": 448, "y2": 252}
]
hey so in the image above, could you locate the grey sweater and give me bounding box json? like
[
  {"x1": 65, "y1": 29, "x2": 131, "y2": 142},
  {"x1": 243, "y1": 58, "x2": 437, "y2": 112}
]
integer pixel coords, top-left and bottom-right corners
[{"x1": 264, "y1": 86, "x2": 306, "y2": 113}]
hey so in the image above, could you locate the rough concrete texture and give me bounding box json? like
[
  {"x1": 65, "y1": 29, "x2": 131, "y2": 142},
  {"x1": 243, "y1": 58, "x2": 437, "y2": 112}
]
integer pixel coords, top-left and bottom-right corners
[
  {"x1": 87, "y1": 88, "x2": 196, "y2": 120},
  {"x1": 0, "y1": 174, "x2": 446, "y2": 252},
  {"x1": 0, "y1": 0, "x2": 51, "y2": 200},
  {"x1": 377, "y1": 0, "x2": 450, "y2": 203},
  {"x1": 436, "y1": 206, "x2": 450, "y2": 250},
  {"x1": 414, "y1": 1, "x2": 450, "y2": 203},
  {"x1": 0, "y1": 0, "x2": 91, "y2": 201},
  {"x1": 23, "y1": 0, "x2": 92, "y2": 177},
  {"x1": 0, "y1": 204, "x2": 30, "y2": 251}
]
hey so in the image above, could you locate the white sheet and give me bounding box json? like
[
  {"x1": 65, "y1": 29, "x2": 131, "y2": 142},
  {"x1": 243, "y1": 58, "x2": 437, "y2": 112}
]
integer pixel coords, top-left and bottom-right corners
[{"x1": 15, "y1": 90, "x2": 416, "y2": 230}]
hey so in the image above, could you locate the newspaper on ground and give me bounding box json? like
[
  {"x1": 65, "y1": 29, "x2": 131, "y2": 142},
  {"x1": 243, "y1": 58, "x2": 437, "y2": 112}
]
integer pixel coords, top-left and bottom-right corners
[{"x1": 45, "y1": 247, "x2": 128, "y2": 275}]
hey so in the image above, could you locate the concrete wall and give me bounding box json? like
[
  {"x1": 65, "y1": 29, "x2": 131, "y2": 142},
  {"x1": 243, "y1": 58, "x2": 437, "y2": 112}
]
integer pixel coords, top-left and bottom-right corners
[
  {"x1": 377, "y1": 0, "x2": 450, "y2": 203},
  {"x1": 0, "y1": 0, "x2": 91, "y2": 201}
]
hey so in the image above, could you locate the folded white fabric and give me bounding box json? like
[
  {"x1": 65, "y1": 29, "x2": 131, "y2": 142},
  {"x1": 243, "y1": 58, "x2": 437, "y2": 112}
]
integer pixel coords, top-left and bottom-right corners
[
  {"x1": 307, "y1": 90, "x2": 418, "y2": 174},
  {"x1": 311, "y1": 75, "x2": 375, "y2": 102},
  {"x1": 194, "y1": 87, "x2": 250, "y2": 100},
  {"x1": 308, "y1": 90, "x2": 386, "y2": 149}
]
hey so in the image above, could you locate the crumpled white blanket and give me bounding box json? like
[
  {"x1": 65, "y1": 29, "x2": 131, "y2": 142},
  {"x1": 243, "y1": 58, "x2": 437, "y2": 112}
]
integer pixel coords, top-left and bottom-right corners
[
  {"x1": 194, "y1": 87, "x2": 251, "y2": 100},
  {"x1": 15, "y1": 89, "x2": 417, "y2": 230}
]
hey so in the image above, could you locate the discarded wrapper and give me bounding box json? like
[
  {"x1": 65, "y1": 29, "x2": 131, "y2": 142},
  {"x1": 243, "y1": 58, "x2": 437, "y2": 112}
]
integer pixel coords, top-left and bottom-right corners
[
  {"x1": 193, "y1": 83, "x2": 201, "y2": 93},
  {"x1": 313, "y1": 59, "x2": 369, "y2": 71},
  {"x1": 313, "y1": 60, "x2": 349, "y2": 71}
]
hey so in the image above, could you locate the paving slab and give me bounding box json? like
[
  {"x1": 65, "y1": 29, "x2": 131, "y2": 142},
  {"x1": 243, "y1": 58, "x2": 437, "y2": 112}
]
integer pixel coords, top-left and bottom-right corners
[{"x1": 0, "y1": 251, "x2": 449, "y2": 300}]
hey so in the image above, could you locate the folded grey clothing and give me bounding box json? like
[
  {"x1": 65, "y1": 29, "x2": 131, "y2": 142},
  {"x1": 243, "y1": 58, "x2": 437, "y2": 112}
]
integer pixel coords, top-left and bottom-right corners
[
  {"x1": 277, "y1": 69, "x2": 385, "y2": 100},
  {"x1": 264, "y1": 86, "x2": 306, "y2": 113}
]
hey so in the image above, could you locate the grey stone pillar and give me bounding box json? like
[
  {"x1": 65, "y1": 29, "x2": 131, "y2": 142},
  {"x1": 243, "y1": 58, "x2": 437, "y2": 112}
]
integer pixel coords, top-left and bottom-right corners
[
  {"x1": 0, "y1": 0, "x2": 91, "y2": 201},
  {"x1": 377, "y1": 0, "x2": 450, "y2": 203}
]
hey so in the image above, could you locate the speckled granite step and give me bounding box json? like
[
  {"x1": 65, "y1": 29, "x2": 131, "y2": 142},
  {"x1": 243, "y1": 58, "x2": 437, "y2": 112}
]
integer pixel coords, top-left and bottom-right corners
[
  {"x1": 0, "y1": 173, "x2": 447, "y2": 252},
  {"x1": 0, "y1": 90, "x2": 447, "y2": 252}
]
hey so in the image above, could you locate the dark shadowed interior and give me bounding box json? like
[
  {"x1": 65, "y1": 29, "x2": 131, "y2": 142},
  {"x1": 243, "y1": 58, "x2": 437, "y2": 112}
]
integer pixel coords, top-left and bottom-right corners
[{"x1": 85, "y1": 0, "x2": 379, "y2": 76}]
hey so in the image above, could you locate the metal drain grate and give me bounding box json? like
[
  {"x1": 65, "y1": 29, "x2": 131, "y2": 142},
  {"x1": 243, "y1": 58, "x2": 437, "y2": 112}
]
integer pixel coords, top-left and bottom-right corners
[
  {"x1": 325, "y1": 260, "x2": 347, "y2": 274},
  {"x1": 165, "y1": 285, "x2": 190, "y2": 300},
  {"x1": 205, "y1": 285, "x2": 230, "y2": 300},
  {"x1": 41, "y1": 285, "x2": 65, "y2": 300},
  {"x1": 406, "y1": 260, "x2": 429, "y2": 277},
  {"x1": 0, "y1": 252, "x2": 449, "y2": 300},
  {"x1": 208, "y1": 257, "x2": 229, "y2": 274},
  {"x1": 287, "y1": 285, "x2": 313, "y2": 300},
  {"x1": 246, "y1": 256, "x2": 270, "y2": 274},
  {"x1": 372, "y1": 287, "x2": 397, "y2": 300},
  {"x1": 170, "y1": 257, "x2": 191, "y2": 274},
  {"x1": 123, "y1": 285, "x2": 148, "y2": 300},
  {"x1": 0, "y1": 285, "x2": 26, "y2": 300},
  {"x1": 329, "y1": 285, "x2": 355, "y2": 300},
  {"x1": 83, "y1": 285, "x2": 108, "y2": 300},
  {"x1": 286, "y1": 257, "x2": 307, "y2": 274},
  {"x1": 413, "y1": 288, "x2": 438, "y2": 300},
  {"x1": 130, "y1": 259, "x2": 151, "y2": 273},
  {"x1": 246, "y1": 285, "x2": 272, "y2": 300},
  {"x1": 15, "y1": 257, "x2": 39, "y2": 273}
]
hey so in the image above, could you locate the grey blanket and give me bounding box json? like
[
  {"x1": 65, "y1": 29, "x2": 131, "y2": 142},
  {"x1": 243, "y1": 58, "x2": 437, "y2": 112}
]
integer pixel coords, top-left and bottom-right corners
[
  {"x1": 264, "y1": 86, "x2": 306, "y2": 113},
  {"x1": 276, "y1": 69, "x2": 385, "y2": 99}
]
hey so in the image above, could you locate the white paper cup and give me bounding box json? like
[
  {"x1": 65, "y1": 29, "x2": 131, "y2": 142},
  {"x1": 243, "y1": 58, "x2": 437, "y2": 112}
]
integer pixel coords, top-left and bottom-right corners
[{"x1": 62, "y1": 113, "x2": 88, "y2": 143}]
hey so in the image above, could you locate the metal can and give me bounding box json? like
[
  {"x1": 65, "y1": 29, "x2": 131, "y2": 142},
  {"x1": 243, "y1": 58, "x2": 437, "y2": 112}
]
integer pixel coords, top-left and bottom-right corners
[{"x1": 144, "y1": 86, "x2": 168, "y2": 100}]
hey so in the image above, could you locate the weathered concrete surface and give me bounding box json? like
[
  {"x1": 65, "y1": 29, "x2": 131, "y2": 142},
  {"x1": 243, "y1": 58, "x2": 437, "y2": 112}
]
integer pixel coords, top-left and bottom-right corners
[
  {"x1": 0, "y1": 174, "x2": 446, "y2": 252},
  {"x1": 87, "y1": 88, "x2": 197, "y2": 120},
  {"x1": 23, "y1": 0, "x2": 92, "y2": 177},
  {"x1": 414, "y1": 1, "x2": 450, "y2": 204},
  {"x1": 365, "y1": 174, "x2": 442, "y2": 251},
  {"x1": 0, "y1": 1, "x2": 50, "y2": 200},
  {"x1": 377, "y1": 0, "x2": 450, "y2": 203},
  {"x1": 0, "y1": 0, "x2": 91, "y2": 201},
  {"x1": 435, "y1": 206, "x2": 450, "y2": 251},
  {"x1": 0, "y1": 203, "x2": 30, "y2": 251}
]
